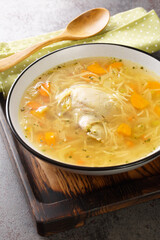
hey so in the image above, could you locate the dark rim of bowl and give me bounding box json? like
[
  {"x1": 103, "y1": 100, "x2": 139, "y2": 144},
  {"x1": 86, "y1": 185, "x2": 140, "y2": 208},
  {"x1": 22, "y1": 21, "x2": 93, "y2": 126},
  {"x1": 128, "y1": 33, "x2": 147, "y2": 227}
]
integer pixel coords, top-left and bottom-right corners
[{"x1": 6, "y1": 43, "x2": 160, "y2": 172}]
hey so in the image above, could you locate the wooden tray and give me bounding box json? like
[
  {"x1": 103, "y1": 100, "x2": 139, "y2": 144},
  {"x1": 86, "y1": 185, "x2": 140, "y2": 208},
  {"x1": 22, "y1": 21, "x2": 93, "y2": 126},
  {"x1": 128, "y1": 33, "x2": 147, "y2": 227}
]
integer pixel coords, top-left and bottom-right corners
[{"x1": 1, "y1": 94, "x2": 160, "y2": 236}]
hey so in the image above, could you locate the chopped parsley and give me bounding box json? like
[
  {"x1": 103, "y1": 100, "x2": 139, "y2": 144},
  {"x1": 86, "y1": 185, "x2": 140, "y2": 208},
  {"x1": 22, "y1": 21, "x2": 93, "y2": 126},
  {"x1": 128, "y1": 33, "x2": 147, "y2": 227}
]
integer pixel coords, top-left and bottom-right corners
[
  {"x1": 20, "y1": 107, "x2": 25, "y2": 112},
  {"x1": 87, "y1": 128, "x2": 91, "y2": 133},
  {"x1": 57, "y1": 66, "x2": 62, "y2": 69},
  {"x1": 82, "y1": 149, "x2": 87, "y2": 152},
  {"x1": 144, "y1": 138, "x2": 151, "y2": 142},
  {"x1": 33, "y1": 123, "x2": 39, "y2": 127}
]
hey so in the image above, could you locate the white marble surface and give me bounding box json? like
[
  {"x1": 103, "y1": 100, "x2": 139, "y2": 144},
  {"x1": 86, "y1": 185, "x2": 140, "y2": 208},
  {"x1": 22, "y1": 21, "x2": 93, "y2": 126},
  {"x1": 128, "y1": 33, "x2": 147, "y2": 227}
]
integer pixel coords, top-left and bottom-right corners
[{"x1": 1, "y1": 0, "x2": 160, "y2": 239}]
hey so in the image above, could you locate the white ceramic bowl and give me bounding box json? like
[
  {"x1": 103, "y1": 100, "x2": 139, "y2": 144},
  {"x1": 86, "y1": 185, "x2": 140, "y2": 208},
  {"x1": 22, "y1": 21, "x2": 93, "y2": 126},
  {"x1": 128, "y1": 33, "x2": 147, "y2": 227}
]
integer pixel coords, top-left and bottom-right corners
[{"x1": 6, "y1": 43, "x2": 160, "y2": 175}]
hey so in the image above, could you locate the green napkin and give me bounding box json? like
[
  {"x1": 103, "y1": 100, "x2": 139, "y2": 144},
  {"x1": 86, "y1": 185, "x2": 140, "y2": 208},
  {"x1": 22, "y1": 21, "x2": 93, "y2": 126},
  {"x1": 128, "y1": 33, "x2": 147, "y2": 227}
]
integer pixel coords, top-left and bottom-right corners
[{"x1": 1, "y1": 7, "x2": 160, "y2": 97}]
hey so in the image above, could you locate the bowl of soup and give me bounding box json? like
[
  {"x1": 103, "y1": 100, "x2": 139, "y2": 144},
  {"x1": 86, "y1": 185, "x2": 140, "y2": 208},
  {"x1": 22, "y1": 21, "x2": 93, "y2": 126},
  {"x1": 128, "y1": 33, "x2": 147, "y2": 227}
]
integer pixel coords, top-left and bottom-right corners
[{"x1": 6, "y1": 43, "x2": 160, "y2": 175}]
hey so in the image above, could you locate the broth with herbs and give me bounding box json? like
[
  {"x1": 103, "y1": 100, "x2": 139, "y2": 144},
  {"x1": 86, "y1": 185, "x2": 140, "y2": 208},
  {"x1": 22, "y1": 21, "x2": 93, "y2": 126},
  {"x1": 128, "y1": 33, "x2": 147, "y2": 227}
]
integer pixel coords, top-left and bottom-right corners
[{"x1": 19, "y1": 57, "x2": 160, "y2": 167}]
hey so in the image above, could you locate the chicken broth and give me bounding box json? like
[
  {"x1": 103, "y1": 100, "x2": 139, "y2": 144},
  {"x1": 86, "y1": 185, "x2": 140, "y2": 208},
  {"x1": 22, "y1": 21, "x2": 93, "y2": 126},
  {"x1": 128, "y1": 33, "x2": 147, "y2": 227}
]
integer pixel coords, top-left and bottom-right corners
[{"x1": 19, "y1": 57, "x2": 160, "y2": 167}]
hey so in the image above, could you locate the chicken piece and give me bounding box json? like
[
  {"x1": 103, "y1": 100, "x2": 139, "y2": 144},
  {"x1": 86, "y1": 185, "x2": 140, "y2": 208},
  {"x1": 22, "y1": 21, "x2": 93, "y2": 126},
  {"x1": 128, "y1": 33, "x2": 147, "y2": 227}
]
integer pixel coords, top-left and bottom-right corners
[
  {"x1": 79, "y1": 115, "x2": 105, "y2": 141},
  {"x1": 57, "y1": 85, "x2": 116, "y2": 118},
  {"x1": 56, "y1": 84, "x2": 117, "y2": 141}
]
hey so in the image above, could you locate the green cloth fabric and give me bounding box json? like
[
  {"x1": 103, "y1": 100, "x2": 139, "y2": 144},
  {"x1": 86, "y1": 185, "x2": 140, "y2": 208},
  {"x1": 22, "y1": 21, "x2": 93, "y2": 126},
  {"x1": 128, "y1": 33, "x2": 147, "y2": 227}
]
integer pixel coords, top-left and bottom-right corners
[{"x1": 1, "y1": 7, "x2": 160, "y2": 96}]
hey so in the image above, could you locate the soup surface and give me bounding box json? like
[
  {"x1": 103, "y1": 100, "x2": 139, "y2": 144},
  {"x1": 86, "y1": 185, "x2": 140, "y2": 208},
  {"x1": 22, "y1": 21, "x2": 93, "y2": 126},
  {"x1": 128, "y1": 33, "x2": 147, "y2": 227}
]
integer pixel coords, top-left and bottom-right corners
[{"x1": 19, "y1": 57, "x2": 160, "y2": 167}]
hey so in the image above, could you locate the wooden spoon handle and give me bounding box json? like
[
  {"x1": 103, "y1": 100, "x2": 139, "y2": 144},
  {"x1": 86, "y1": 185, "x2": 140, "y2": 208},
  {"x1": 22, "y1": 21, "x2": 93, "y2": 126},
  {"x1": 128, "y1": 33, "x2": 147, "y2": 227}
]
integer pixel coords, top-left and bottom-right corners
[{"x1": 0, "y1": 32, "x2": 69, "y2": 72}]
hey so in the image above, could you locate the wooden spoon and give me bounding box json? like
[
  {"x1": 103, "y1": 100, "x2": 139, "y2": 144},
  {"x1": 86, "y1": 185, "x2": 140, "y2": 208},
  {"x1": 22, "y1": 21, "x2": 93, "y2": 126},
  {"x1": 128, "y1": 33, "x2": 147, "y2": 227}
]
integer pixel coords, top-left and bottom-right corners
[{"x1": 0, "y1": 8, "x2": 110, "y2": 72}]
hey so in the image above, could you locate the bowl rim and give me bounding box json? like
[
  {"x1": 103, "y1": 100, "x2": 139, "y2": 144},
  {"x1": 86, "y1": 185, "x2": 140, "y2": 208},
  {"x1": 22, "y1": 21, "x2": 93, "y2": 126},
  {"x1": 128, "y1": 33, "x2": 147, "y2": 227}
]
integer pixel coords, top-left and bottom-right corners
[{"x1": 6, "y1": 43, "x2": 160, "y2": 172}]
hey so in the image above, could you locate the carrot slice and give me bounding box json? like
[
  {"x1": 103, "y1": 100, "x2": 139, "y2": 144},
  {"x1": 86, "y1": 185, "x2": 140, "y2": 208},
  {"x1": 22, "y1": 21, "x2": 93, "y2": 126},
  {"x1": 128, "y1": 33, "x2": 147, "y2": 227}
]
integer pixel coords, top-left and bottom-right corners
[
  {"x1": 27, "y1": 101, "x2": 41, "y2": 110},
  {"x1": 146, "y1": 81, "x2": 160, "y2": 89},
  {"x1": 130, "y1": 92, "x2": 149, "y2": 109},
  {"x1": 117, "y1": 123, "x2": 131, "y2": 136},
  {"x1": 87, "y1": 62, "x2": 106, "y2": 75},
  {"x1": 30, "y1": 106, "x2": 47, "y2": 118},
  {"x1": 106, "y1": 62, "x2": 123, "y2": 71},
  {"x1": 45, "y1": 132, "x2": 56, "y2": 146},
  {"x1": 154, "y1": 105, "x2": 160, "y2": 117},
  {"x1": 38, "y1": 82, "x2": 50, "y2": 96}
]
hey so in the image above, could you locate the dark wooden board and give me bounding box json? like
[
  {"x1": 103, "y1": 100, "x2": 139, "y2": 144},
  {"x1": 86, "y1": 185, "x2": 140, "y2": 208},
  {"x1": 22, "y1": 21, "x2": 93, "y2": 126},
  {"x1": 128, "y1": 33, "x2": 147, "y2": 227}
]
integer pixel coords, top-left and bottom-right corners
[{"x1": 1, "y1": 94, "x2": 160, "y2": 236}]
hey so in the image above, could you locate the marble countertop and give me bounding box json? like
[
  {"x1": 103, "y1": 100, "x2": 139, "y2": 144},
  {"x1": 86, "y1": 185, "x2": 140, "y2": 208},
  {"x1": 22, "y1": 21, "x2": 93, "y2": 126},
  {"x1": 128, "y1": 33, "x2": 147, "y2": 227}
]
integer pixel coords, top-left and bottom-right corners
[{"x1": 0, "y1": 0, "x2": 160, "y2": 239}]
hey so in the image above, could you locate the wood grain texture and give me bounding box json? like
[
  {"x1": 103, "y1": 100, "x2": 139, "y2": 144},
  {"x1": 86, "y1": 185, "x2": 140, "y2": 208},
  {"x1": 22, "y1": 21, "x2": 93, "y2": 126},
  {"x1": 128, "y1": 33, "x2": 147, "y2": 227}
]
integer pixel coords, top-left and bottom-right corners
[{"x1": 1, "y1": 94, "x2": 160, "y2": 236}]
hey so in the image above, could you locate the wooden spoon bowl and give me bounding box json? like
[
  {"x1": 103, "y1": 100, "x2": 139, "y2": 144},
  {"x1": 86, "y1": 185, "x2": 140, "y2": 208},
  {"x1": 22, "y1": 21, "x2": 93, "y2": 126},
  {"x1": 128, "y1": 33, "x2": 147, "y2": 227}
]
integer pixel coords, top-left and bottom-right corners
[{"x1": 66, "y1": 8, "x2": 110, "y2": 39}]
